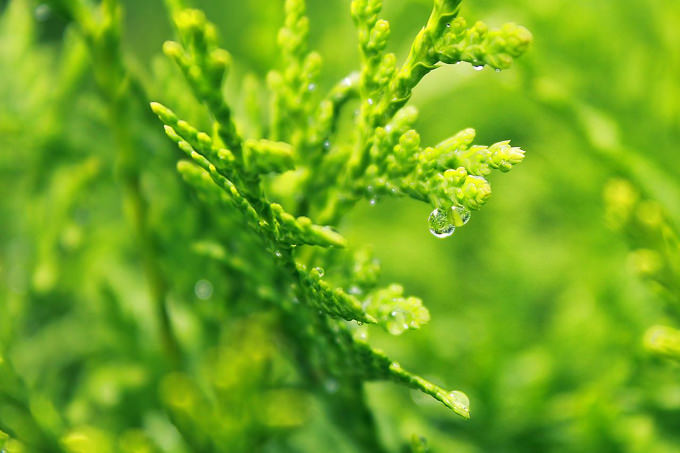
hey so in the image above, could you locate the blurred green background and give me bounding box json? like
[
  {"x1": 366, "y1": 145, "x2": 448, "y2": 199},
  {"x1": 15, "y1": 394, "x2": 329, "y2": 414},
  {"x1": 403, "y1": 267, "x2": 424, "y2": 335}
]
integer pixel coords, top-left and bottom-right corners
[{"x1": 1, "y1": 0, "x2": 680, "y2": 451}]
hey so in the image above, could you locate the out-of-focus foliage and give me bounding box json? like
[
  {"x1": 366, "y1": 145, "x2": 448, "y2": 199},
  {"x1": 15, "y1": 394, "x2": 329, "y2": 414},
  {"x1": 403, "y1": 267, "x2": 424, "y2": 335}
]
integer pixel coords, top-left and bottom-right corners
[{"x1": 0, "y1": 0, "x2": 679, "y2": 452}]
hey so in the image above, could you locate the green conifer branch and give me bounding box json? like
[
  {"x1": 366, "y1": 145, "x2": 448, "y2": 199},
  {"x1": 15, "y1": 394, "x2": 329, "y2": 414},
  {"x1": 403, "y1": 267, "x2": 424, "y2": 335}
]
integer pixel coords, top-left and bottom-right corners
[
  {"x1": 312, "y1": 0, "x2": 531, "y2": 224},
  {"x1": 149, "y1": 2, "x2": 531, "y2": 435},
  {"x1": 302, "y1": 317, "x2": 471, "y2": 419},
  {"x1": 1, "y1": 0, "x2": 532, "y2": 446}
]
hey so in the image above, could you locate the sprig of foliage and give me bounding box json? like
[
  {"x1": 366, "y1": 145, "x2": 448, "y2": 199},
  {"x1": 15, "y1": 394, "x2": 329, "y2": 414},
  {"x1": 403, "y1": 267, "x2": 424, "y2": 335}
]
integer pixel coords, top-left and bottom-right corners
[
  {"x1": 314, "y1": 0, "x2": 530, "y2": 226},
  {"x1": 151, "y1": 0, "x2": 529, "y2": 440},
  {"x1": 0, "y1": 0, "x2": 530, "y2": 450}
]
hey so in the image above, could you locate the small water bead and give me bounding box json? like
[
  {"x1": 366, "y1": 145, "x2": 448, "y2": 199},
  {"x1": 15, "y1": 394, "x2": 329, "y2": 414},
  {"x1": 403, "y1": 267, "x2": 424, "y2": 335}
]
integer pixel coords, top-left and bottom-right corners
[
  {"x1": 289, "y1": 286, "x2": 300, "y2": 304},
  {"x1": 353, "y1": 328, "x2": 368, "y2": 341},
  {"x1": 447, "y1": 390, "x2": 470, "y2": 414},
  {"x1": 313, "y1": 267, "x2": 325, "y2": 277},
  {"x1": 428, "y1": 208, "x2": 455, "y2": 238},
  {"x1": 324, "y1": 378, "x2": 339, "y2": 394},
  {"x1": 473, "y1": 65, "x2": 484, "y2": 71},
  {"x1": 194, "y1": 279, "x2": 213, "y2": 300},
  {"x1": 450, "y1": 205, "x2": 471, "y2": 227},
  {"x1": 35, "y1": 4, "x2": 51, "y2": 21},
  {"x1": 323, "y1": 139, "x2": 331, "y2": 150},
  {"x1": 386, "y1": 309, "x2": 409, "y2": 335},
  {"x1": 367, "y1": 98, "x2": 374, "y2": 105},
  {"x1": 307, "y1": 83, "x2": 317, "y2": 91}
]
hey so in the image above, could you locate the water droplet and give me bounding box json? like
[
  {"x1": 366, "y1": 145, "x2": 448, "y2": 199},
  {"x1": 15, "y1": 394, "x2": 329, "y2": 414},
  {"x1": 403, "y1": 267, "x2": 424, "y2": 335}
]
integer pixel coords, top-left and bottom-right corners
[
  {"x1": 307, "y1": 82, "x2": 317, "y2": 91},
  {"x1": 473, "y1": 65, "x2": 484, "y2": 71},
  {"x1": 369, "y1": 198, "x2": 377, "y2": 206},
  {"x1": 367, "y1": 98, "x2": 374, "y2": 105},
  {"x1": 353, "y1": 327, "x2": 368, "y2": 341},
  {"x1": 194, "y1": 279, "x2": 213, "y2": 300},
  {"x1": 342, "y1": 77, "x2": 352, "y2": 87},
  {"x1": 428, "y1": 208, "x2": 455, "y2": 238},
  {"x1": 451, "y1": 205, "x2": 471, "y2": 227},
  {"x1": 348, "y1": 285, "x2": 362, "y2": 295},
  {"x1": 34, "y1": 4, "x2": 51, "y2": 21},
  {"x1": 274, "y1": 250, "x2": 282, "y2": 258},
  {"x1": 313, "y1": 267, "x2": 325, "y2": 277},
  {"x1": 386, "y1": 309, "x2": 409, "y2": 334},
  {"x1": 323, "y1": 139, "x2": 331, "y2": 150},
  {"x1": 446, "y1": 23, "x2": 451, "y2": 28},
  {"x1": 495, "y1": 68, "x2": 501, "y2": 73},
  {"x1": 324, "y1": 378, "x2": 339, "y2": 394},
  {"x1": 385, "y1": 124, "x2": 393, "y2": 133},
  {"x1": 447, "y1": 390, "x2": 470, "y2": 414}
]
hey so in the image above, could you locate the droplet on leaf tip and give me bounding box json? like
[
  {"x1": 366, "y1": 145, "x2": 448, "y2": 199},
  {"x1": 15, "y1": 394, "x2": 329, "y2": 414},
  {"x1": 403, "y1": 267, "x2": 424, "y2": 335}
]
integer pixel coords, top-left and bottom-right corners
[
  {"x1": 447, "y1": 390, "x2": 470, "y2": 414},
  {"x1": 428, "y1": 208, "x2": 455, "y2": 238},
  {"x1": 451, "y1": 205, "x2": 471, "y2": 227}
]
